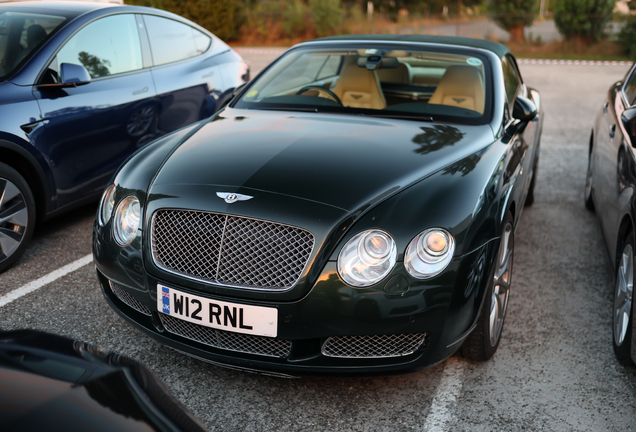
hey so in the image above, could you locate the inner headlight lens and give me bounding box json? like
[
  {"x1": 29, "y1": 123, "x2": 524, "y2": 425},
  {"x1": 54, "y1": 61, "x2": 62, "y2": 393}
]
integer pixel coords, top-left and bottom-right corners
[
  {"x1": 405, "y1": 228, "x2": 455, "y2": 279},
  {"x1": 99, "y1": 185, "x2": 116, "y2": 225},
  {"x1": 113, "y1": 196, "x2": 140, "y2": 246},
  {"x1": 338, "y1": 230, "x2": 397, "y2": 287}
]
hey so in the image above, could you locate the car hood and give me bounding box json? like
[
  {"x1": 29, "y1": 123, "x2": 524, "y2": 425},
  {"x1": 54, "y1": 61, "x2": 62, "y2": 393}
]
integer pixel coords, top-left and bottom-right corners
[{"x1": 150, "y1": 107, "x2": 495, "y2": 214}]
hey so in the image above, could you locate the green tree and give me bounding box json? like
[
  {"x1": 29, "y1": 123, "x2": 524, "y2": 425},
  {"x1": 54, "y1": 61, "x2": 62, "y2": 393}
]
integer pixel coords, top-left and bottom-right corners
[
  {"x1": 616, "y1": 0, "x2": 636, "y2": 56},
  {"x1": 553, "y1": 0, "x2": 616, "y2": 43},
  {"x1": 127, "y1": 0, "x2": 237, "y2": 41},
  {"x1": 309, "y1": 0, "x2": 345, "y2": 37},
  {"x1": 488, "y1": 0, "x2": 539, "y2": 43}
]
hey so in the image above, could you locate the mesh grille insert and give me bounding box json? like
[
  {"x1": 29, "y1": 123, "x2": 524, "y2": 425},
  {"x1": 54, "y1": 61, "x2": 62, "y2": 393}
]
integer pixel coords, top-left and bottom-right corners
[
  {"x1": 159, "y1": 314, "x2": 292, "y2": 358},
  {"x1": 321, "y1": 333, "x2": 429, "y2": 358},
  {"x1": 110, "y1": 282, "x2": 152, "y2": 316},
  {"x1": 151, "y1": 210, "x2": 314, "y2": 290}
]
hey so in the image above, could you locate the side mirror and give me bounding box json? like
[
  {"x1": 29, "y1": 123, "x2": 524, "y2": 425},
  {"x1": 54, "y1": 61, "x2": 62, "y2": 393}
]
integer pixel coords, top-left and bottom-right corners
[
  {"x1": 512, "y1": 96, "x2": 537, "y2": 122},
  {"x1": 60, "y1": 63, "x2": 91, "y2": 86},
  {"x1": 622, "y1": 107, "x2": 636, "y2": 145}
]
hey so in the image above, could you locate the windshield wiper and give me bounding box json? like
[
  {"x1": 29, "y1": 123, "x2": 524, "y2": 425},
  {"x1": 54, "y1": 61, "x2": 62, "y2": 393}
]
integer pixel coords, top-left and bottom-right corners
[{"x1": 358, "y1": 113, "x2": 434, "y2": 122}]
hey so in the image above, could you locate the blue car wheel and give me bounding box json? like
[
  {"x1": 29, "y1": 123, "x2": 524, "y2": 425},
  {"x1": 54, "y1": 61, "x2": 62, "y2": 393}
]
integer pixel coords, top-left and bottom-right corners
[{"x1": 0, "y1": 163, "x2": 36, "y2": 272}]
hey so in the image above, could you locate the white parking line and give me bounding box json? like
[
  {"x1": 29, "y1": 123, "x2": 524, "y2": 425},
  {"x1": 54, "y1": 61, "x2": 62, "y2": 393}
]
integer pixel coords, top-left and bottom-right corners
[
  {"x1": 423, "y1": 358, "x2": 465, "y2": 432},
  {"x1": 0, "y1": 254, "x2": 93, "y2": 308}
]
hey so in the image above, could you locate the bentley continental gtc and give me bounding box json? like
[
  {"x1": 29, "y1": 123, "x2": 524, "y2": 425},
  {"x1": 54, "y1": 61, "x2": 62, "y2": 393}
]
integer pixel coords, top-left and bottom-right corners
[{"x1": 93, "y1": 35, "x2": 543, "y2": 376}]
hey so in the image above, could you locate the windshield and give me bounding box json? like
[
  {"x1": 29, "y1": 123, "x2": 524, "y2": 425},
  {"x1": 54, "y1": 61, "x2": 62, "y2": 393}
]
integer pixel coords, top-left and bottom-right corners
[
  {"x1": 0, "y1": 11, "x2": 67, "y2": 81},
  {"x1": 234, "y1": 45, "x2": 493, "y2": 125}
]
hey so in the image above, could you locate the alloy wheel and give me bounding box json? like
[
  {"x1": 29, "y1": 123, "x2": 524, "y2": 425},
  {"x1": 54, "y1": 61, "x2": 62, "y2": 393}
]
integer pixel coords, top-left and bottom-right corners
[
  {"x1": 0, "y1": 178, "x2": 28, "y2": 262},
  {"x1": 489, "y1": 222, "x2": 513, "y2": 347},
  {"x1": 614, "y1": 244, "x2": 634, "y2": 346}
]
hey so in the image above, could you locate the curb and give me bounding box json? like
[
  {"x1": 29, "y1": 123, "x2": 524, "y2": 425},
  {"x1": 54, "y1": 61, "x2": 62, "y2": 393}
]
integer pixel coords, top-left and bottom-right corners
[{"x1": 235, "y1": 48, "x2": 287, "y2": 55}]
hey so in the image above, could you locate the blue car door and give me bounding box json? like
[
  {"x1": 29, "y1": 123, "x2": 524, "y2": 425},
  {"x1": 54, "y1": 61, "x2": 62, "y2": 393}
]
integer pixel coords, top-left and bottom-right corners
[
  {"x1": 33, "y1": 13, "x2": 156, "y2": 209},
  {"x1": 141, "y1": 14, "x2": 227, "y2": 134}
]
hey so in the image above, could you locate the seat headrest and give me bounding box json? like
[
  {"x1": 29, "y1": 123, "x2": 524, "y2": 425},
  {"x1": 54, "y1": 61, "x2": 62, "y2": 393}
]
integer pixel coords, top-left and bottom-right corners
[
  {"x1": 27, "y1": 25, "x2": 46, "y2": 48},
  {"x1": 332, "y1": 57, "x2": 386, "y2": 110},
  {"x1": 428, "y1": 65, "x2": 485, "y2": 114}
]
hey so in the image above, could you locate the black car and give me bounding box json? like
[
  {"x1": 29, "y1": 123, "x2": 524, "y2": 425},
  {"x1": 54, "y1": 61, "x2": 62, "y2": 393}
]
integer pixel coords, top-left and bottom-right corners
[
  {"x1": 0, "y1": 329, "x2": 206, "y2": 432},
  {"x1": 585, "y1": 61, "x2": 636, "y2": 366},
  {"x1": 0, "y1": 2, "x2": 248, "y2": 272},
  {"x1": 93, "y1": 35, "x2": 543, "y2": 376}
]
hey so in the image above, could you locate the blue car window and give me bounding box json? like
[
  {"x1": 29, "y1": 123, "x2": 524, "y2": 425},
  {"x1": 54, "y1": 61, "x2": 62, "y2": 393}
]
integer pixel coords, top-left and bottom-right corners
[
  {"x1": 143, "y1": 15, "x2": 209, "y2": 66},
  {"x1": 0, "y1": 11, "x2": 65, "y2": 81},
  {"x1": 54, "y1": 14, "x2": 143, "y2": 79}
]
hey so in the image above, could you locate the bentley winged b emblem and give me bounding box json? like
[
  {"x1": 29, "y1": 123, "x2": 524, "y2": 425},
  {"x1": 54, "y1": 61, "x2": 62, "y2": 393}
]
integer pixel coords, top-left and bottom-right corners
[{"x1": 216, "y1": 192, "x2": 254, "y2": 204}]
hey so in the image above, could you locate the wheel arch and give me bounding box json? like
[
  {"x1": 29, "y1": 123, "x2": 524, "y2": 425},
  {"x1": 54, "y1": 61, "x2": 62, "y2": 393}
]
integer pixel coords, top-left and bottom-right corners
[
  {"x1": 616, "y1": 214, "x2": 635, "y2": 269},
  {"x1": 0, "y1": 142, "x2": 51, "y2": 222}
]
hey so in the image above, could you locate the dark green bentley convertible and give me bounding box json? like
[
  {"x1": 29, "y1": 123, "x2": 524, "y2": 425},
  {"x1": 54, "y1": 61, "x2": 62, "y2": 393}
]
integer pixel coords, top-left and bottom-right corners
[{"x1": 93, "y1": 35, "x2": 543, "y2": 376}]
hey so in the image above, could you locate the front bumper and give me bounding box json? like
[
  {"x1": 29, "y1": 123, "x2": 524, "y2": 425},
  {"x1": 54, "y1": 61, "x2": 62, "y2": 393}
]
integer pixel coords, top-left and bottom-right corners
[{"x1": 94, "y1": 227, "x2": 496, "y2": 377}]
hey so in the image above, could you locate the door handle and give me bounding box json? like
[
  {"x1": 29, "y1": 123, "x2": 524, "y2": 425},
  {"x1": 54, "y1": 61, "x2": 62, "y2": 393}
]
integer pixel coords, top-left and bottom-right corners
[
  {"x1": 132, "y1": 87, "x2": 148, "y2": 95},
  {"x1": 610, "y1": 124, "x2": 616, "y2": 139},
  {"x1": 603, "y1": 102, "x2": 609, "y2": 114}
]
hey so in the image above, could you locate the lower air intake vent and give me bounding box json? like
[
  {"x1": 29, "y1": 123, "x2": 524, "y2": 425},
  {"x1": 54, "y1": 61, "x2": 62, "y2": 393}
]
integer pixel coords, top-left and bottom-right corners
[
  {"x1": 321, "y1": 333, "x2": 429, "y2": 358},
  {"x1": 110, "y1": 282, "x2": 152, "y2": 316},
  {"x1": 159, "y1": 314, "x2": 291, "y2": 358}
]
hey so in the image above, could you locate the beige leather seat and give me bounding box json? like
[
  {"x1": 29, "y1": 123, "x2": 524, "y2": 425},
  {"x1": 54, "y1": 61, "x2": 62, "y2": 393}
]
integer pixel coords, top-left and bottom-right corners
[
  {"x1": 332, "y1": 58, "x2": 386, "y2": 110},
  {"x1": 428, "y1": 65, "x2": 485, "y2": 114},
  {"x1": 376, "y1": 62, "x2": 412, "y2": 84}
]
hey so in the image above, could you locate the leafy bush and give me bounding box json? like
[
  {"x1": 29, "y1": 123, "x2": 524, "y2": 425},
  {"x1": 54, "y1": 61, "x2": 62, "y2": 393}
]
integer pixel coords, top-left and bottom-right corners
[
  {"x1": 553, "y1": 0, "x2": 616, "y2": 42},
  {"x1": 127, "y1": 0, "x2": 237, "y2": 41},
  {"x1": 617, "y1": 17, "x2": 636, "y2": 57},
  {"x1": 488, "y1": 0, "x2": 539, "y2": 43},
  {"x1": 309, "y1": 0, "x2": 345, "y2": 37},
  {"x1": 282, "y1": 0, "x2": 308, "y2": 38}
]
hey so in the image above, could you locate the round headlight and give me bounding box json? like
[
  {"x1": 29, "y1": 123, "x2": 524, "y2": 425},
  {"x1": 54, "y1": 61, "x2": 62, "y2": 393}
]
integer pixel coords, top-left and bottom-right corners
[
  {"x1": 113, "y1": 196, "x2": 140, "y2": 246},
  {"x1": 405, "y1": 228, "x2": 455, "y2": 279},
  {"x1": 99, "y1": 184, "x2": 116, "y2": 225},
  {"x1": 338, "y1": 229, "x2": 397, "y2": 287}
]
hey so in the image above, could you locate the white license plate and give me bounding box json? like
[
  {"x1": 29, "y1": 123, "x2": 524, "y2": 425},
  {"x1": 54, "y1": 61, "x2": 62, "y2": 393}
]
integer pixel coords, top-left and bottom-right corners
[{"x1": 157, "y1": 284, "x2": 278, "y2": 337}]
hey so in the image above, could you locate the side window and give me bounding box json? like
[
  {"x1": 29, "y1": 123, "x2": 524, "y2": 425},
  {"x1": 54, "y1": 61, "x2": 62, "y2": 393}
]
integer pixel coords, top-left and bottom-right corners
[
  {"x1": 143, "y1": 15, "x2": 210, "y2": 66},
  {"x1": 501, "y1": 55, "x2": 522, "y2": 107},
  {"x1": 624, "y1": 68, "x2": 636, "y2": 106},
  {"x1": 53, "y1": 14, "x2": 143, "y2": 79}
]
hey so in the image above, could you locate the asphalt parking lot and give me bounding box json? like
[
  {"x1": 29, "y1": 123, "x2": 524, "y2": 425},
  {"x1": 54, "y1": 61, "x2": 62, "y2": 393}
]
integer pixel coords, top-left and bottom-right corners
[{"x1": 1, "y1": 50, "x2": 635, "y2": 431}]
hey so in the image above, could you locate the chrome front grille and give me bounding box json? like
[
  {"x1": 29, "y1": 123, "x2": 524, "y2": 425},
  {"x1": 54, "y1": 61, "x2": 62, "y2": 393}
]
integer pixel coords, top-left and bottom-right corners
[
  {"x1": 159, "y1": 314, "x2": 291, "y2": 358},
  {"x1": 110, "y1": 281, "x2": 152, "y2": 316},
  {"x1": 151, "y1": 210, "x2": 314, "y2": 290},
  {"x1": 321, "y1": 333, "x2": 429, "y2": 359}
]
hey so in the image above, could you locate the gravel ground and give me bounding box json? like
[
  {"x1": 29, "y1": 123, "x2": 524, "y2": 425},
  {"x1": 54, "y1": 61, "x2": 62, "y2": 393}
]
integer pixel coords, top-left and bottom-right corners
[{"x1": 0, "y1": 51, "x2": 634, "y2": 431}]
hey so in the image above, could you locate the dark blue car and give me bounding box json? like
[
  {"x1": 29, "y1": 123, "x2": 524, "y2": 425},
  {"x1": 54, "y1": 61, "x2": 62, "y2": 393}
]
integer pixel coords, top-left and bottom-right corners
[{"x1": 0, "y1": 2, "x2": 249, "y2": 272}]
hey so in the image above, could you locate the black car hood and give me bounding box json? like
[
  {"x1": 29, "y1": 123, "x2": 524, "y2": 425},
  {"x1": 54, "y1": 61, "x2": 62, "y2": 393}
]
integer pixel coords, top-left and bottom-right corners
[{"x1": 150, "y1": 108, "x2": 495, "y2": 214}]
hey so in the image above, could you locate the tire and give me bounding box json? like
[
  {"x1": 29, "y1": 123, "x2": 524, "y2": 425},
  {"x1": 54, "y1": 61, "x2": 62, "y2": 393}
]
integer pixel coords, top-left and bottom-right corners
[
  {"x1": 524, "y1": 156, "x2": 538, "y2": 207},
  {"x1": 0, "y1": 163, "x2": 36, "y2": 273},
  {"x1": 613, "y1": 232, "x2": 635, "y2": 365},
  {"x1": 461, "y1": 211, "x2": 514, "y2": 361},
  {"x1": 584, "y1": 136, "x2": 595, "y2": 211}
]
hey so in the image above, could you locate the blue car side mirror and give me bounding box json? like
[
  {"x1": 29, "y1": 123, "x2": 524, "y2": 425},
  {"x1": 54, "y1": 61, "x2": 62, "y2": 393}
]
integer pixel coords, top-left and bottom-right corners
[{"x1": 60, "y1": 63, "x2": 91, "y2": 86}]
